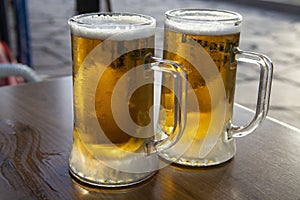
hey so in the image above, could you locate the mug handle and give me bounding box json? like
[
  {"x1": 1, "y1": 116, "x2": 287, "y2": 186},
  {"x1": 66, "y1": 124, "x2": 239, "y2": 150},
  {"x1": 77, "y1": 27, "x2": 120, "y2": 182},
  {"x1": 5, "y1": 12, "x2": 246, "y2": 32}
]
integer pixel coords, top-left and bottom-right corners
[
  {"x1": 144, "y1": 54, "x2": 188, "y2": 152},
  {"x1": 227, "y1": 48, "x2": 273, "y2": 139}
]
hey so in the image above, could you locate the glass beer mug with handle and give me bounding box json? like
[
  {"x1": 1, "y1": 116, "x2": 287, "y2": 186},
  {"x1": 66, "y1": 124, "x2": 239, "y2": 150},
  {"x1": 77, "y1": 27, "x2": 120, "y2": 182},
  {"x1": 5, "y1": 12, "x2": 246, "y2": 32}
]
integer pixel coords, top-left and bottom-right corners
[
  {"x1": 161, "y1": 9, "x2": 273, "y2": 167},
  {"x1": 68, "y1": 12, "x2": 187, "y2": 187}
]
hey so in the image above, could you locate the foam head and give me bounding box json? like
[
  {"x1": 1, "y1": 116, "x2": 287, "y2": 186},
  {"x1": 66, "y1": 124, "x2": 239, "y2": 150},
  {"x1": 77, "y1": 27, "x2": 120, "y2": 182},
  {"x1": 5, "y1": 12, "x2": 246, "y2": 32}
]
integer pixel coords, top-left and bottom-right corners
[
  {"x1": 165, "y1": 9, "x2": 242, "y2": 35},
  {"x1": 69, "y1": 13, "x2": 156, "y2": 40}
]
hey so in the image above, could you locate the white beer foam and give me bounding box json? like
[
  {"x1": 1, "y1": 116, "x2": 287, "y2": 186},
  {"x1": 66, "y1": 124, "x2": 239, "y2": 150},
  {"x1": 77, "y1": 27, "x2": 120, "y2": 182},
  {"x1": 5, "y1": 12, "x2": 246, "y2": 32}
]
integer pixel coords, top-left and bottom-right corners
[
  {"x1": 165, "y1": 19, "x2": 240, "y2": 36},
  {"x1": 165, "y1": 10, "x2": 242, "y2": 35},
  {"x1": 69, "y1": 14, "x2": 156, "y2": 40}
]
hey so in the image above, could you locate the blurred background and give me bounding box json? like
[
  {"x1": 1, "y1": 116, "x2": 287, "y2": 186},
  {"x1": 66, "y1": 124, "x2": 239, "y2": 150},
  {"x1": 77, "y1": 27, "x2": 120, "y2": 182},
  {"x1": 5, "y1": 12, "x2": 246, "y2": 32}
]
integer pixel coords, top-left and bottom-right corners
[{"x1": 1, "y1": 0, "x2": 300, "y2": 128}]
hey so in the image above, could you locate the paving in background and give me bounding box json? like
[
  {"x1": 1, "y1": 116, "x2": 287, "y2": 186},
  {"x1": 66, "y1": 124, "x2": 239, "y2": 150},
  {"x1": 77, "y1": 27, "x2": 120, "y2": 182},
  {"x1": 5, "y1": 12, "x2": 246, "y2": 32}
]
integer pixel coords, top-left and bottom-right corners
[{"x1": 27, "y1": 0, "x2": 300, "y2": 128}]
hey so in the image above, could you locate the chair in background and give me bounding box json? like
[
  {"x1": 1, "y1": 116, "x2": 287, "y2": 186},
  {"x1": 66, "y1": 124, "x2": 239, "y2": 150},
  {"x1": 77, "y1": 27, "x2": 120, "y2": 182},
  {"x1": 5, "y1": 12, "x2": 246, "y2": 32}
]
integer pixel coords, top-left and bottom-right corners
[
  {"x1": 0, "y1": 0, "x2": 38, "y2": 86},
  {"x1": 0, "y1": 40, "x2": 39, "y2": 86},
  {"x1": 0, "y1": 63, "x2": 40, "y2": 84}
]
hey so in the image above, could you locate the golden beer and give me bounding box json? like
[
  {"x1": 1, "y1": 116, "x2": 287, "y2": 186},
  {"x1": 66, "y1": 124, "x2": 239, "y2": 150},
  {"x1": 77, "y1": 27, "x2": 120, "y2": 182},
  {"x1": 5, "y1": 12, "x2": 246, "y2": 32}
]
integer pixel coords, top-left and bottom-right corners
[
  {"x1": 161, "y1": 9, "x2": 241, "y2": 166},
  {"x1": 68, "y1": 13, "x2": 158, "y2": 186},
  {"x1": 72, "y1": 35, "x2": 155, "y2": 146},
  {"x1": 163, "y1": 30, "x2": 240, "y2": 134}
]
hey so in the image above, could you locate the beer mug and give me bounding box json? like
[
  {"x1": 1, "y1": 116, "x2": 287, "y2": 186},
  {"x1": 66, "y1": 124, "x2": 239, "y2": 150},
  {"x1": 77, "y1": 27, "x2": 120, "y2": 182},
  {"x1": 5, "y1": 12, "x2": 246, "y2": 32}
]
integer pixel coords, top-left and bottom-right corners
[
  {"x1": 160, "y1": 9, "x2": 273, "y2": 166},
  {"x1": 68, "y1": 13, "x2": 187, "y2": 187}
]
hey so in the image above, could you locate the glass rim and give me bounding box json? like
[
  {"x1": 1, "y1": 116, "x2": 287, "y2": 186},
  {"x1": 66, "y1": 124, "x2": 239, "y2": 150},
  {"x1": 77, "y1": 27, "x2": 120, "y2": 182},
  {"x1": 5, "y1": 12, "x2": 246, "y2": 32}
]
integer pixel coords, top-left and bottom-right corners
[
  {"x1": 68, "y1": 12, "x2": 156, "y2": 28},
  {"x1": 165, "y1": 8, "x2": 243, "y2": 24}
]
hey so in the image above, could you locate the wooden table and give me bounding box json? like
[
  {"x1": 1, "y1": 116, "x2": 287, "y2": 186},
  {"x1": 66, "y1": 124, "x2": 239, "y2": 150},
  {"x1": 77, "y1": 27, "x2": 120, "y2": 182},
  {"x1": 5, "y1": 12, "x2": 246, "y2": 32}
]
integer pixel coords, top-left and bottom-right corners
[{"x1": 0, "y1": 76, "x2": 300, "y2": 200}]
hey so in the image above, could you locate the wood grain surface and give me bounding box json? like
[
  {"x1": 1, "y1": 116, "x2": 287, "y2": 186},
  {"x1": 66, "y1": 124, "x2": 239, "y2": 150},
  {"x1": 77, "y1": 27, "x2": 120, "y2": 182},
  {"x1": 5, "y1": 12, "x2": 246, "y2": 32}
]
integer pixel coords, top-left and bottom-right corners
[{"x1": 0, "y1": 76, "x2": 300, "y2": 200}]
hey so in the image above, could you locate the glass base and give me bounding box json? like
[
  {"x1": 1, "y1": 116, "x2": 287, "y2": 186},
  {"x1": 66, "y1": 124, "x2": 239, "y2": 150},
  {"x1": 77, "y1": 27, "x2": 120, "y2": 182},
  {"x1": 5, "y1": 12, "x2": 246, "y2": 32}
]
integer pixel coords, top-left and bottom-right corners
[
  {"x1": 69, "y1": 165, "x2": 156, "y2": 188},
  {"x1": 159, "y1": 137, "x2": 237, "y2": 167},
  {"x1": 159, "y1": 152, "x2": 235, "y2": 167}
]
